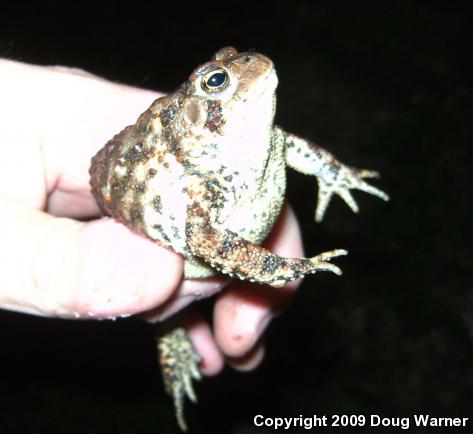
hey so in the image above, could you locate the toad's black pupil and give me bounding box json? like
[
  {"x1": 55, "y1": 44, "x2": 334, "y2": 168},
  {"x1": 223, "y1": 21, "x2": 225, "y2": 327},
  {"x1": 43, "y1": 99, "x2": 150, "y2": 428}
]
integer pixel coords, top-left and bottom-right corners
[{"x1": 207, "y1": 71, "x2": 226, "y2": 88}]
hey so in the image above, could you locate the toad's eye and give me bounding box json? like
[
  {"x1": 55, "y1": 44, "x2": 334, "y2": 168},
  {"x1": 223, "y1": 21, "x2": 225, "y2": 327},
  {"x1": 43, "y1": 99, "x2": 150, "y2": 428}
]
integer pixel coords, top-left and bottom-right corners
[{"x1": 201, "y1": 69, "x2": 229, "y2": 92}]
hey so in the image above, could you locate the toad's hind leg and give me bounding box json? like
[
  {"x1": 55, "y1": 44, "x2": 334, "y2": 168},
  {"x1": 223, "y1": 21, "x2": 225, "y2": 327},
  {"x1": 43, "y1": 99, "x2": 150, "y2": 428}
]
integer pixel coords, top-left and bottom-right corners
[{"x1": 157, "y1": 327, "x2": 202, "y2": 431}]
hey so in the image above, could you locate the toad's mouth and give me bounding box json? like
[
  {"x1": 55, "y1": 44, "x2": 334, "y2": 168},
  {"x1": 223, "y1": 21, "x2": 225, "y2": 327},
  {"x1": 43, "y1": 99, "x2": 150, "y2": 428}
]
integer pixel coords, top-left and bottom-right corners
[
  {"x1": 260, "y1": 68, "x2": 278, "y2": 94},
  {"x1": 253, "y1": 67, "x2": 278, "y2": 100},
  {"x1": 243, "y1": 68, "x2": 278, "y2": 103}
]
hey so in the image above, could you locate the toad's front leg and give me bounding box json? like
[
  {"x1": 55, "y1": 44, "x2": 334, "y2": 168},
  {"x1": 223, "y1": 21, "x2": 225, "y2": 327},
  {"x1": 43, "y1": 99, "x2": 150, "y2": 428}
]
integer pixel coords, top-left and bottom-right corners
[
  {"x1": 186, "y1": 204, "x2": 348, "y2": 287},
  {"x1": 276, "y1": 126, "x2": 389, "y2": 222}
]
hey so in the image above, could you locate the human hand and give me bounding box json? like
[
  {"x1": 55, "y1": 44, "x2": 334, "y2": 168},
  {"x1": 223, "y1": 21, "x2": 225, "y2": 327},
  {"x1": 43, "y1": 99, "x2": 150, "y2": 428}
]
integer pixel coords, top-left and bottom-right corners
[{"x1": 0, "y1": 59, "x2": 303, "y2": 374}]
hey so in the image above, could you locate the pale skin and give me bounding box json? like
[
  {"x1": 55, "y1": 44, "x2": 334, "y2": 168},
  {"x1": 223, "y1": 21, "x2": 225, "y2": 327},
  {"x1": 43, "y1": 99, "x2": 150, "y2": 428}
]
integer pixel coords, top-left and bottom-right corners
[{"x1": 0, "y1": 58, "x2": 304, "y2": 375}]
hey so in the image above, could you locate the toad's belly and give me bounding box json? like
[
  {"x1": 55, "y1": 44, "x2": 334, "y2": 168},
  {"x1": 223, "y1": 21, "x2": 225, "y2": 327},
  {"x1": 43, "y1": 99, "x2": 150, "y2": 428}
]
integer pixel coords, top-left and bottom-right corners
[
  {"x1": 222, "y1": 176, "x2": 286, "y2": 243},
  {"x1": 183, "y1": 160, "x2": 287, "y2": 279},
  {"x1": 221, "y1": 135, "x2": 287, "y2": 243}
]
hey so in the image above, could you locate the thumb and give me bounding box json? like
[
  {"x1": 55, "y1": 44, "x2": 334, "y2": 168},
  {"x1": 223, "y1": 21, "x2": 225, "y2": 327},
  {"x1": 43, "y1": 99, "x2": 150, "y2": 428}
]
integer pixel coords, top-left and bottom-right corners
[{"x1": 0, "y1": 197, "x2": 182, "y2": 318}]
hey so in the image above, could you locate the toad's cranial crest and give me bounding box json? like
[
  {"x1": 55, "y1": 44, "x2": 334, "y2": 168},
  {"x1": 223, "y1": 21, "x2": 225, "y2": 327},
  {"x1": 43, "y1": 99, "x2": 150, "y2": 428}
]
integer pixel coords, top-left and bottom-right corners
[{"x1": 89, "y1": 46, "x2": 389, "y2": 431}]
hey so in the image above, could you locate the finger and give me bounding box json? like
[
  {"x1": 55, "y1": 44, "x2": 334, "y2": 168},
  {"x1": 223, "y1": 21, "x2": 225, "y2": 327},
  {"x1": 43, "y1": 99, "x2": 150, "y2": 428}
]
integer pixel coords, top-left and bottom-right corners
[
  {"x1": 65, "y1": 219, "x2": 183, "y2": 318},
  {"x1": 214, "y1": 203, "x2": 302, "y2": 360},
  {"x1": 0, "y1": 197, "x2": 182, "y2": 318},
  {"x1": 47, "y1": 187, "x2": 104, "y2": 220},
  {"x1": 227, "y1": 340, "x2": 265, "y2": 372},
  {"x1": 184, "y1": 315, "x2": 225, "y2": 376},
  {"x1": 141, "y1": 275, "x2": 229, "y2": 322}
]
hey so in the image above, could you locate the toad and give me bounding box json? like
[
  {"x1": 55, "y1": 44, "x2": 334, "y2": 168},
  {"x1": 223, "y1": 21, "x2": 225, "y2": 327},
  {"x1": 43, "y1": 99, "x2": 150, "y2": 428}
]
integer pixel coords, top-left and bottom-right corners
[{"x1": 90, "y1": 47, "x2": 388, "y2": 430}]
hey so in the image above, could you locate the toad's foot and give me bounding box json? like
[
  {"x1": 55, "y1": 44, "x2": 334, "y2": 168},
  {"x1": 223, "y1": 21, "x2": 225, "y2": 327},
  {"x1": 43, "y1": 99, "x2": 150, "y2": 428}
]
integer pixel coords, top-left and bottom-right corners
[
  {"x1": 157, "y1": 328, "x2": 202, "y2": 431},
  {"x1": 186, "y1": 207, "x2": 348, "y2": 287},
  {"x1": 280, "y1": 127, "x2": 389, "y2": 222},
  {"x1": 315, "y1": 166, "x2": 389, "y2": 222}
]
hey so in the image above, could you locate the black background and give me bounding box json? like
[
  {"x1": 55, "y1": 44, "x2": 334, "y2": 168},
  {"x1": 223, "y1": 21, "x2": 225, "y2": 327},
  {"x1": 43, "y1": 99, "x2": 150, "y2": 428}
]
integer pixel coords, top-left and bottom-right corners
[{"x1": 1, "y1": 1, "x2": 472, "y2": 433}]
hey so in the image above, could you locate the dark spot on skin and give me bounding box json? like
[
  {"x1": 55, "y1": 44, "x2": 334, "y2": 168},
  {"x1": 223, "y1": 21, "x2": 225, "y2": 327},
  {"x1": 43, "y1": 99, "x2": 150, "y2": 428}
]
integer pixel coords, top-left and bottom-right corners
[
  {"x1": 152, "y1": 195, "x2": 163, "y2": 213},
  {"x1": 304, "y1": 153, "x2": 310, "y2": 158},
  {"x1": 223, "y1": 174, "x2": 233, "y2": 182},
  {"x1": 122, "y1": 143, "x2": 152, "y2": 166},
  {"x1": 203, "y1": 178, "x2": 227, "y2": 209},
  {"x1": 130, "y1": 204, "x2": 143, "y2": 223},
  {"x1": 152, "y1": 224, "x2": 171, "y2": 243},
  {"x1": 217, "y1": 237, "x2": 234, "y2": 258},
  {"x1": 171, "y1": 225, "x2": 180, "y2": 239},
  {"x1": 148, "y1": 168, "x2": 157, "y2": 177},
  {"x1": 296, "y1": 147, "x2": 301, "y2": 153},
  {"x1": 109, "y1": 173, "x2": 132, "y2": 199},
  {"x1": 134, "y1": 182, "x2": 147, "y2": 193},
  {"x1": 204, "y1": 100, "x2": 225, "y2": 134},
  {"x1": 216, "y1": 232, "x2": 249, "y2": 258},
  {"x1": 167, "y1": 140, "x2": 182, "y2": 157},
  {"x1": 160, "y1": 102, "x2": 180, "y2": 127},
  {"x1": 186, "y1": 167, "x2": 204, "y2": 178},
  {"x1": 185, "y1": 221, "x2": 192, "y2": 239},
  {"x1": 261, "y1": 256, "x2": 278, "y2": 274},
  {"x1": 328, "y1": 163, "x2": 341, "y2": 177}
]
